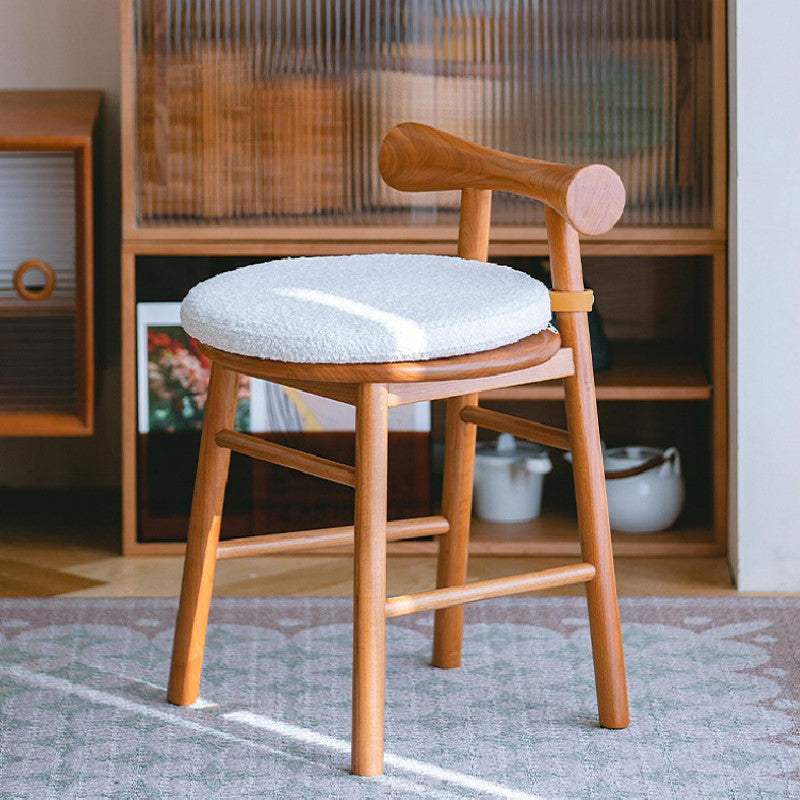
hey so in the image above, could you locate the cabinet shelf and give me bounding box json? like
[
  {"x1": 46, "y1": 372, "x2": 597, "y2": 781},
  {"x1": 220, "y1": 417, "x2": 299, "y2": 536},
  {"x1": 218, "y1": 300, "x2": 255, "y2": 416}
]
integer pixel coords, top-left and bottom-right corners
[
  {"x1": 123, "y1": 224, "x2": 727, "y2": 246},
  {"x1": 381, "y1": 512, "x2": 721, "y2": 558},
  {"x1": 482, "y1": 341, "x2": 711, "y2": 402}
]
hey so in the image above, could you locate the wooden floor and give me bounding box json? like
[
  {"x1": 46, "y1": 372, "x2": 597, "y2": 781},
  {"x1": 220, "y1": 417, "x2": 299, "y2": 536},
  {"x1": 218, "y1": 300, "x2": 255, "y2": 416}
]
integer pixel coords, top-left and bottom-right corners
[{"x1": 0, "y1": 488, "x2": 758, "y2": 598}]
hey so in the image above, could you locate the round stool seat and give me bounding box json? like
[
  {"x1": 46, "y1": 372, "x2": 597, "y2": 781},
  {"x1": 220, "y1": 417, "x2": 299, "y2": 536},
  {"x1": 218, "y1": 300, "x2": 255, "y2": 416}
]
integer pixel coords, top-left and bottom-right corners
[{"x1": 181, "y1": 254, "x2": 552, "y2": 365}]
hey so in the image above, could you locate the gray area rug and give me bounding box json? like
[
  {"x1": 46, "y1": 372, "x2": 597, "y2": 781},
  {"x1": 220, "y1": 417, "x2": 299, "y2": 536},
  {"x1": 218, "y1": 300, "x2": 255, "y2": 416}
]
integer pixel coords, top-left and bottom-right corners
[{"x1": 0, "y1": 596, "x2": 797, "y2": 799}]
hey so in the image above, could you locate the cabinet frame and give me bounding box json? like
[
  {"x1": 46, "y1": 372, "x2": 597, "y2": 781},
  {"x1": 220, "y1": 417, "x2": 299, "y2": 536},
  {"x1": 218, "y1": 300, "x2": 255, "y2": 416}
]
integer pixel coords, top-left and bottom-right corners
[
  {"x1": 120, "y1": 0, "x2": 728, "y2": 556},
  {"x1": 121, "y1": 240, "x2": 726, "y2": 556},
  {"x1": 0, "y1": 91, "x2": 99, "y2": 436}
]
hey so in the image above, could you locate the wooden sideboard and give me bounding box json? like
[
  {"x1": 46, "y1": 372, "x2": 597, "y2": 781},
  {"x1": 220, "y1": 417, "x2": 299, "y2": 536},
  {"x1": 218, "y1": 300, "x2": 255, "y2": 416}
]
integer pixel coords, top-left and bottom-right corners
[{"x1": 120, "y1": 0, "x2": 727, "y2": 556}]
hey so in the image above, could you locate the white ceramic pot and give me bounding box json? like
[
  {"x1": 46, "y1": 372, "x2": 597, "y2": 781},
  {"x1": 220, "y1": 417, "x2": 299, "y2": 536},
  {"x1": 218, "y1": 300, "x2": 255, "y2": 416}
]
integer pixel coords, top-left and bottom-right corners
[
  {"x1": 473, "y1": 434, "x2": 552, "y2": 523},
  {"x1": 603, "y1": 446, "x2": 685, "y2": 533}
]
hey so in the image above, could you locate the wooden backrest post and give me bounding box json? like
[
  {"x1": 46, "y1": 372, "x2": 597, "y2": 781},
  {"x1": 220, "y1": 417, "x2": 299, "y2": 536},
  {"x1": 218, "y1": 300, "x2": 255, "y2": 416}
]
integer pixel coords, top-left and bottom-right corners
[
  {"x1": 544, "y1": 206, "x2": 591, "y2": 390},
  {"x1": 545, "y1": 207, "x2": 584, "y2": 293},
  {"x1": 545, "y1": 204, "x2": 613, "y2": 565},
  {"x1": 457, "y1": 188, "x2": 492, "y2": 261}
]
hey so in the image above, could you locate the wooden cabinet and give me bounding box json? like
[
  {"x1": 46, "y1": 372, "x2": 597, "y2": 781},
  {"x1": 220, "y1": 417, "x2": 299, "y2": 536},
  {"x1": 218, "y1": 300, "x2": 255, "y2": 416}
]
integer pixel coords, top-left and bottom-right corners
[
  {"x1": 120, "y1": 0, "x2": 726, "y2": 556},
  {"x1": 0, "y1": 91, "x2": 99, "y2": 436}
]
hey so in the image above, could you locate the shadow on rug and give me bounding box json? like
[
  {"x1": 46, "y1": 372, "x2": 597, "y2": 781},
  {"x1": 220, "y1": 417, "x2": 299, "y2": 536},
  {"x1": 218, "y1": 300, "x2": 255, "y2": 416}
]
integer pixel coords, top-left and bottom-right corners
[{"x1": 0, "y1": 596, "x2": 798, "y2": 799}]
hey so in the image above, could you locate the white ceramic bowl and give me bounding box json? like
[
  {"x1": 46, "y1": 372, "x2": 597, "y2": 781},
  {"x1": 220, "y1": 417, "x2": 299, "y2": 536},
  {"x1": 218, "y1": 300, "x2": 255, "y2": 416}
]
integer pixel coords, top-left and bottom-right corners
[
  {"x1": 603, "y1": 446, "x2": 685, "y2": 533},
  {"x1": 564, "y1": 445, "x2": 685, "y2": 533}
]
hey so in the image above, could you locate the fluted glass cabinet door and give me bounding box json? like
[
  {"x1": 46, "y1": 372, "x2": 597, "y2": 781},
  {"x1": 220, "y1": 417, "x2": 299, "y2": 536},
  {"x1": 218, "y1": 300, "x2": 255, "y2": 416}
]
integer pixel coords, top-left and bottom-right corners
[{"x1": 131, "y1": 0, "x2": 713, "y2": 227}]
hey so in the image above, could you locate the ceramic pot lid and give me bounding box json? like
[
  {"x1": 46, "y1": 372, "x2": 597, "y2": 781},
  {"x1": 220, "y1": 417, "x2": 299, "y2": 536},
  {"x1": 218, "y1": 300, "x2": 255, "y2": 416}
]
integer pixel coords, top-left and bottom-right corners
[{"x1": 475, "y1": 433, "x2": 550, "y2": 465}]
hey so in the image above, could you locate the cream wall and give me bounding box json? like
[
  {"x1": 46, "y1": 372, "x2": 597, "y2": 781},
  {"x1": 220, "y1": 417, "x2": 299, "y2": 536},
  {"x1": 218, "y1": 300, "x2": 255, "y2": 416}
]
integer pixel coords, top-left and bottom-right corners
[
  {"x1": 0, "y1": 0, "x2": 121, "y2": 486},
  {"x1": 728, "y1": 0, "x2": 800, "y2": 591}
]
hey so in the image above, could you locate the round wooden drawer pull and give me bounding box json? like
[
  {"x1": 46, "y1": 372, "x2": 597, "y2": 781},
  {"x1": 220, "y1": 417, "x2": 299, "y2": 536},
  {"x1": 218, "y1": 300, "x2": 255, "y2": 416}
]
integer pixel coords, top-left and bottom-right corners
[{"x1": 14, "y1": 259, "x2": 56, "y2": 301}]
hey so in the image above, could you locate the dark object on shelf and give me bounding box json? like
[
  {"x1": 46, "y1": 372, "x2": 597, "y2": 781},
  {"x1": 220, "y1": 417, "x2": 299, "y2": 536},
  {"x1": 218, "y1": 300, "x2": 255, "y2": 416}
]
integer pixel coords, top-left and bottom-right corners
[
  {"x1": 587, "y1": 303, "x2": 613, "y2": 370},
  {"x1": 530, "y1": 260, "x2": 612, "y2": 370},
  {"x1": 137, "y1": 431, "x2": 430, "y2": 542}
]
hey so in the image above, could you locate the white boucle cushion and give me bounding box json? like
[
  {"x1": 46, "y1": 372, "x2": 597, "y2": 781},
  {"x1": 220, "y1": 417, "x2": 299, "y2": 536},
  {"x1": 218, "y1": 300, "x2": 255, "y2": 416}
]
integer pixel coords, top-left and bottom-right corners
[{"x1": 180, "y1": 254, "x2": 551, "y2": 364}]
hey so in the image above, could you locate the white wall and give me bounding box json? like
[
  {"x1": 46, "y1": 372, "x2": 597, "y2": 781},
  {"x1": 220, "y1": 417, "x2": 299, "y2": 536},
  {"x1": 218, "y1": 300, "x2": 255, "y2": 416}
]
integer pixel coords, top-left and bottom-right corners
[
  {"x1": 729, "y1": 0, "x2": 800, "y2": 590},
  {"x1": 0, "y1": 0, "x2": 121, "y2": 486}
]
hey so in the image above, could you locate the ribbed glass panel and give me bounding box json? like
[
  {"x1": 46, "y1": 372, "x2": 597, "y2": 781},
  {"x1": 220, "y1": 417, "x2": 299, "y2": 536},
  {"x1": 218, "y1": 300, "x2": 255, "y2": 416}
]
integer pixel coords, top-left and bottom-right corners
[
  {"x1": 133, "y1": 0, "x2": 712, "y2": 227},
  {"x1": 0, "y1": 152, "x2": 76, "y2": 308}
]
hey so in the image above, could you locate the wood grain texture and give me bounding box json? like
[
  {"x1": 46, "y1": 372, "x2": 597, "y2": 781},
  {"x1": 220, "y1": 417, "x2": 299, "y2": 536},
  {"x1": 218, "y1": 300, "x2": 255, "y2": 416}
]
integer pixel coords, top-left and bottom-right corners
[
  {"x1": 460, "y1": 405, "x2": 571, "y2": 451},
  {"x1": 710, "y1": 249, "x2": 728, "y2": 550},
  {"x1": 166, "y1": 348, "x2": 572, "y2": 414},
  {"x1": 275, "y1": 378, "x2": 359, "y2": 406},
  {"x1": 119, "y1": 514, "x2": 724, "y2": 558},
  {"x1": 216, "y1": 516, "x2": 449, "y2": 559},
  {"x1": 432, "y1": 394, "x2": 479, "y2": 669},
  {"x1": 429, "y1": 167, "x2": 489, "y2": 671},
  {"x1": 457, "y1": 188, "x2": 492, "y2": 260},
  {"x1": 675, "y1": 1, "x2": 695, "y2": 189},
  {"x1": 74, "y1": 142, "x2": 95, "y2": 436},
  {"x1": 711, "y1": 0, "x2": 728, "y2": 234},
  {"x1": 215, "y1": 429, "x2": 356, "y2": 488},
  {"x1": 120, "y1": 246, "x2": 138, "y2": 554},
  {"x1": 0, "y1": 489, "x2": 741, "y2": 598},
  {"x1": 387, "y1": 563, "x2": 596, "y2": 617},
  {"x1": 197, "y1": 328, "x2": 561, "y2": 385},
  {"x1": 379, "y1": 123, "x2": 625, "y2": 236},
  {"x1": 464, "y1": 516, "x2": 723, "y2": 558},
  {"x1": 0, "y1": 413, "x2": 95, "y2": 438},
  {"x1": 167, "y1": 364, "x2": 239, "y2": 706},
  {"x1": 480, "y1": 340, "x2": 712, "y2": 402},
  {"x1": 120, "y1": 0, "x2": 136, "y2": 236},
  {"x1": 386, "y1": 348, "x2": 575, "y2": 405},
  {"x1": 351, "y1": 383, "x2": 389, "y2": 776},
  {"x1": 152, "y1": 0, "x2": 170, "y2": 186},
  {"x1": 0, "y1": 90, "x2": 100, "y2": 141},
  {"x1": 122, "y1": 224, "x2": 725, "y2": 247},
  {"x1": 546, "y1": 208, "x2": 629, "y2": 729}
]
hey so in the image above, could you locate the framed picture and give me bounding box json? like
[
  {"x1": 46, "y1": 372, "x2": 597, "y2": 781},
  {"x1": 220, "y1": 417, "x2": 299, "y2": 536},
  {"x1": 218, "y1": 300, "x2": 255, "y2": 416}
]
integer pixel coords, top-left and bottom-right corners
[
  {"x1": 136, "y1": 303, "x2": 429, "y2": 434},
  {"x1": 136, "y1": 303, "x2": 266, "y2": 433}
]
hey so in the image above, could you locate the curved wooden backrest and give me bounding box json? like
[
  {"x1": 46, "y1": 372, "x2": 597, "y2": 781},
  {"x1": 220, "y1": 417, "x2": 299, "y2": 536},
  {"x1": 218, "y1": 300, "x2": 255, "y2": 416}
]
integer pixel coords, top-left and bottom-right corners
[{"x1": 379, "y1": 122, "x2": 625, "y2": 236}]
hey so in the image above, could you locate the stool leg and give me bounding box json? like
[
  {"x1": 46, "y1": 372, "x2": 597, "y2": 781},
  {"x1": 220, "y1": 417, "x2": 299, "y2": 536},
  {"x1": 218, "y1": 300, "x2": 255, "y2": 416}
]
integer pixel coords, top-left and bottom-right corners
[
  {"x1": 168, "y1": 363, "x2": 239, "y2": 706},
  {"x1": 564, "y1": 361, "x2": 630, "y2": 729},
  {"x1": 432, "y1": 393, "x2": 478, "y2": 669},
  {"x1": 351, "y1": 383, "x2": 389, "y2": 776},
  {"x1": 546, "y1": 206, "x2": 628, "y2": 728}
]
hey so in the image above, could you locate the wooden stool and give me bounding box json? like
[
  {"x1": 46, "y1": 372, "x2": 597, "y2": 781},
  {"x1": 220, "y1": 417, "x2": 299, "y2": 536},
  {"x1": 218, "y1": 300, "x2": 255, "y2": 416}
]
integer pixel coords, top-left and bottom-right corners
[{"x1": 167, "y1": 123, "x2": 630, "y2": 777}]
